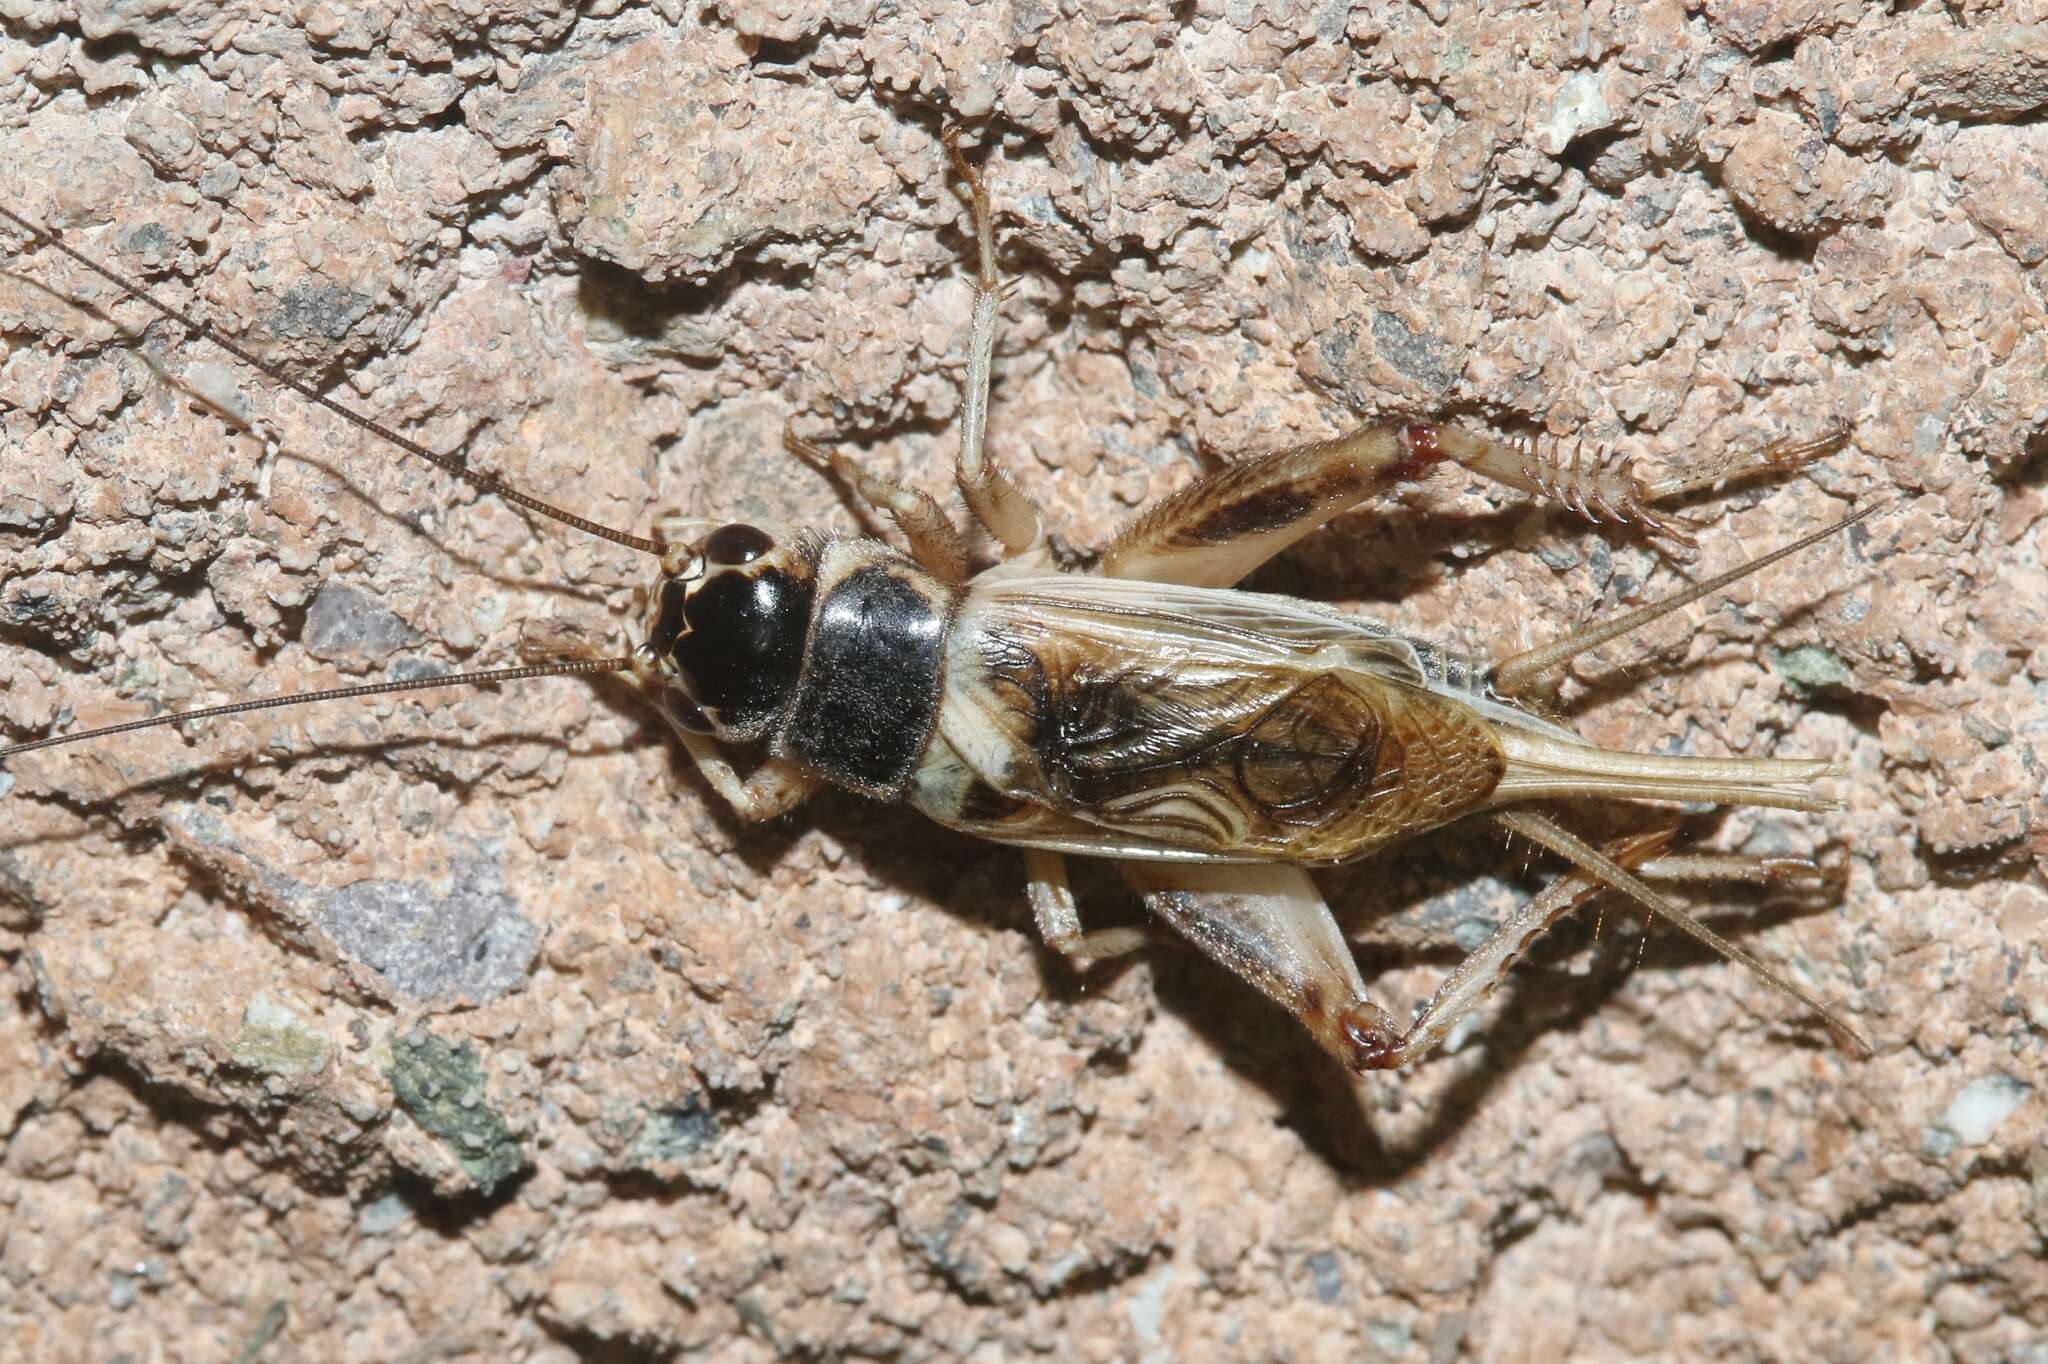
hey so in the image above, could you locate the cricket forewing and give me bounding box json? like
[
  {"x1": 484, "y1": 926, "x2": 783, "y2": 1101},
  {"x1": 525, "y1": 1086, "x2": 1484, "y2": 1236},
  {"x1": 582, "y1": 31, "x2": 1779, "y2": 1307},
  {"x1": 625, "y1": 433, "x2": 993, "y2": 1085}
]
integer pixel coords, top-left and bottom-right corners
[{"x1": 1, "y1": 139, "x2": 1874, "y2": 1080}]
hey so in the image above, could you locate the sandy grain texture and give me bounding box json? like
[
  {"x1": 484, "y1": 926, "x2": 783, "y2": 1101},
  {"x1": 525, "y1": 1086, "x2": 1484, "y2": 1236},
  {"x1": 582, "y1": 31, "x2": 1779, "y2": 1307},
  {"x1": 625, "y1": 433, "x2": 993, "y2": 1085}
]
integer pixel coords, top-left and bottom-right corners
[{"x1": 1, "y1": 2, "x2": 2044, "y2": 1360}]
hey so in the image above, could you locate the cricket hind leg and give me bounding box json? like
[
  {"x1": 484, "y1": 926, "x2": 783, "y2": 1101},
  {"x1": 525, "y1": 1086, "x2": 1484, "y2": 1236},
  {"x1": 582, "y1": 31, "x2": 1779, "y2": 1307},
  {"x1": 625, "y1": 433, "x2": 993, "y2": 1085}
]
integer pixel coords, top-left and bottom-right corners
[
  {"x1": 1118, "y1": 859, "x2": 1402, "y2": 1072},
  {"x1": 1638, "y1": 845, "x2": 1847, "y2": 893},
  {"x1": 1357, "y1": 827, "x2": 1677, "y2": 1069},
  {"x1": 1092, "y1": 418, "x2": 1849, "y2": 589},
  {"x1": 1096, "y1": 424, "x2": 1432, "y2": 588},
  {"x1": 1433, "y1": 421, "x2": 1851, "y2": 563},
  {"x1": 1110, "y1": 836, "x2": 1848, "y2": 1072},
  {"x1": 1498, "y1": 810, "x2": 1870, "y2": 1056},
  {"x1": 1355, "y1": 827, "x2": 1842, "y2": 1069}
]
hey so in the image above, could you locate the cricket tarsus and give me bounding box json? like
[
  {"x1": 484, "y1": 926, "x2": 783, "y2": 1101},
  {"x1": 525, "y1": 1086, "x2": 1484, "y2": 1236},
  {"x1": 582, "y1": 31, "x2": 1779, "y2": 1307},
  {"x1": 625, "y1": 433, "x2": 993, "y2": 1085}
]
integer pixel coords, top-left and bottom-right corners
[
  {"x1": 0, "y1": 658, "x2": 635, "y2": 761},
  {"x1": 0, "y1": 202, "x2": 660, "y2": 557}
]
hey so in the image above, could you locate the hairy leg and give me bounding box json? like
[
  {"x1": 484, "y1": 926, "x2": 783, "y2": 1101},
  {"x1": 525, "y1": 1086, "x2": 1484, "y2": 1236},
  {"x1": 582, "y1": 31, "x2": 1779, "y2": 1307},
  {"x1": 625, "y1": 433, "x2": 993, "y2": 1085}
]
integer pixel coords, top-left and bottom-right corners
[
  {"x1": 1095, "y1": 418, "x2": 1849, "y2": 588},
  {"x1": 1353, "y1": 829, "x2": 1675, "y2": 1069},
  {"x1": 1365, "y1": 831, "x2": 1849, "y2": 1069},
  {"x1": 1497, "y1": 810, "x2": 1868, "y2": 1056},
  {"x1": 1437, "y1": 422, "x2": 1850, "y2": 561},
  {"x1": 1116, "y1": 831, "x2": 1845, "y2": 1072},
  {"x1": 773, "y1": 138, "x2": 1045, "y2": 566}
]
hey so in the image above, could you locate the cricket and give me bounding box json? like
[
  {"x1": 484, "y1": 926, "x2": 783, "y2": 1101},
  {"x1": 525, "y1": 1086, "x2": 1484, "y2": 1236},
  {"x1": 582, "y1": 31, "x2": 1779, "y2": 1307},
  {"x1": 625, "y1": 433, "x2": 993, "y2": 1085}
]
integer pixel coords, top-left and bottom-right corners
[{"x1": 0, "y1": 138, "x2": 1872, "y2": 1076}]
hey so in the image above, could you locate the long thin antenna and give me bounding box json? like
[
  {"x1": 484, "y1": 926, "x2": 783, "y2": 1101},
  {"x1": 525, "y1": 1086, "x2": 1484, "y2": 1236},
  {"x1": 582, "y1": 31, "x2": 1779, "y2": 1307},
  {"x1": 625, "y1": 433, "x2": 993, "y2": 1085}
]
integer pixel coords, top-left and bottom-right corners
[
  {"x1": 1491, "y1": 500, "x2": 1883, "y2": 696},
  {"x1": 0, "y1": 202, "x2": 662, "y2": 558},
  {"x1": 0, "y1": 657, "x2": 636, "y2": 762}
]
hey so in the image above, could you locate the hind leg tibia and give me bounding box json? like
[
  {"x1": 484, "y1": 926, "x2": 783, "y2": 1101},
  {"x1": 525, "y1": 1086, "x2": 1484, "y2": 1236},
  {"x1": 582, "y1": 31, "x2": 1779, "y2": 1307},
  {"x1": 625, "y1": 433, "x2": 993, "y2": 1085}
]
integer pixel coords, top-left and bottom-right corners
[
  {"x1": 1088, "y1": 415, "x2": 1847, "y2": 589},
  {"x1": 1355, "y1": 827, "x2": 1675, "y2": 1069},
  {"x1": 1433, "y1": 419, "x2": 1850, "y2": 562},
  {"x1": 1499, "y1": 810, "x2": 1869, "y2": 1056}
]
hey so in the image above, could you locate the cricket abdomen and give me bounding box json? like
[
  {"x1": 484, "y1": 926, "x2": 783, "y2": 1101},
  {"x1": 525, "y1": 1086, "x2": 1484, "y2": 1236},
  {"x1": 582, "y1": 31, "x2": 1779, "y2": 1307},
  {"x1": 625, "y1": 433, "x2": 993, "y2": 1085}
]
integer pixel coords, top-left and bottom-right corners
[
  {"x1": 915, "y1": 584, "x2": 1509, "y2": 864},
  {"x1": 1017, "y1": 665, "x2": 1506, "y2": 863}
]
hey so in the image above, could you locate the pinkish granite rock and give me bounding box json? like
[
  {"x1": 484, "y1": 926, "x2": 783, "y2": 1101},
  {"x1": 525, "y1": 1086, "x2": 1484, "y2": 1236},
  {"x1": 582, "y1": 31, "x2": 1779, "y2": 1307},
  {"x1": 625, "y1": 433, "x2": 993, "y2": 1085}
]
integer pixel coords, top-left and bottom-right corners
[{"x1": 1, "y1": 3, "x2": 2043, "y2": 1361}]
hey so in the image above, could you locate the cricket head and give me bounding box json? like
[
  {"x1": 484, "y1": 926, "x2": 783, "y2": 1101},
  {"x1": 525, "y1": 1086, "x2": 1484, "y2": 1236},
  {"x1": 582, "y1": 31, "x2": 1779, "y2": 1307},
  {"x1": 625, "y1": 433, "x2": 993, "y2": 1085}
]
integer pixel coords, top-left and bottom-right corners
[{"x1": 640, "y1": 522, "x2": 821, "y2": 744}]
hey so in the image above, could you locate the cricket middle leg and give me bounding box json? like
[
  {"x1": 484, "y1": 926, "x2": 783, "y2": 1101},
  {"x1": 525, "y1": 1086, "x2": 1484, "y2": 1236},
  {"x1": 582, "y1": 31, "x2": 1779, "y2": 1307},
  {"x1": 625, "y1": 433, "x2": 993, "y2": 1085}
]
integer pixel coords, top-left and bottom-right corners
[
  {"x1": 1026, "y1": 850, "x2": 1155, "y2": 961},
  {"x1": 1120, "y1": 833, "x2": 1845, "y2": 1072}
]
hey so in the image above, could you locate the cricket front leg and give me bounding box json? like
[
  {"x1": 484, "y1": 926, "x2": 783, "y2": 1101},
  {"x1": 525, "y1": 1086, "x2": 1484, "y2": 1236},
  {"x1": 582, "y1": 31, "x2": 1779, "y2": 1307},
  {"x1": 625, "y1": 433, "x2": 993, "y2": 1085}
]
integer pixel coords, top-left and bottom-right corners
[
  {"x1": 1119, "y1": 859, "x2": 1400, "y2": 1072},
  {"x1": 676, "y1": 731, "x2": 822, "y2": 821},
  {"x1": 1095, "y1": 418, "x2": 1850, "y2": 588},
  {"x1": 945, "y1": 135, "x2": 1045, "y2": 558},
  {"x1": 785, "y1": 428, "x2": 971, "y2": 582}
]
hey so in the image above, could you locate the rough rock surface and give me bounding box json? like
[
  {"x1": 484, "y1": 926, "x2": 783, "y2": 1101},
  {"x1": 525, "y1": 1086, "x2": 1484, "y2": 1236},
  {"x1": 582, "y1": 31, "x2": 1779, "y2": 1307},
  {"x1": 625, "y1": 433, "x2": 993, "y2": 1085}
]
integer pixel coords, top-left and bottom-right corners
[{"x1": 1, "y1": 3, "x2": 2044, "y2": 1361}]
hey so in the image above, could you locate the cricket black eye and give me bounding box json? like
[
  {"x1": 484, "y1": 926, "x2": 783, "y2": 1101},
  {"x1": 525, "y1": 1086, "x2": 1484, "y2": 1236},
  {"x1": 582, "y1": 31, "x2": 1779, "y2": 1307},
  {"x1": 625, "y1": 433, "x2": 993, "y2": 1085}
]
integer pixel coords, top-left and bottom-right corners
[
  {"x1": 674, "y1": 566, "x2": 813, "y2": 733},
  {"x1": 704, "y1": 523, "x2": 773, "y2": 566}
]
